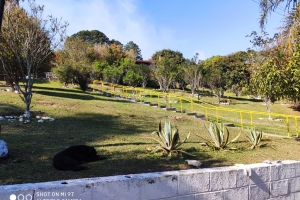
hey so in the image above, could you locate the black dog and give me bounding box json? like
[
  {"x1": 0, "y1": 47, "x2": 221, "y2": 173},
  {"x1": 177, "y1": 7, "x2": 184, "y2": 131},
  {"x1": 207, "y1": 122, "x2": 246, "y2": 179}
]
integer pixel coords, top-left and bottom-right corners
[{"x1": 53, "y1": 145, "x2": 106, "y2": 171}]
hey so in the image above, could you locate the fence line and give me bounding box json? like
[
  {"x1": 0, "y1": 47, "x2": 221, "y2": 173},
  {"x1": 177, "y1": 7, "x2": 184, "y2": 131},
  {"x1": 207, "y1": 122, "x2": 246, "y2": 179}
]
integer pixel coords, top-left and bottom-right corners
[{"x1": 93, "y1": 81, "x2": 300, "y2": 137}]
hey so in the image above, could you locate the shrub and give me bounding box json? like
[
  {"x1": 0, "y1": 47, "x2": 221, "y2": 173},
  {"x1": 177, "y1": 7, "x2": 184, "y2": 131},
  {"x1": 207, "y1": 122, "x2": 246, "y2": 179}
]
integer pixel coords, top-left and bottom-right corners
[
  {"x1": 147, "y1": 120, "x2": 193, "y2": 157},
  {"x1": 244, "y1": 127, "x2": 263, "y2": 149},
  {"x1": 197, "y1": 121, "x2": 240, "y2": 150}
]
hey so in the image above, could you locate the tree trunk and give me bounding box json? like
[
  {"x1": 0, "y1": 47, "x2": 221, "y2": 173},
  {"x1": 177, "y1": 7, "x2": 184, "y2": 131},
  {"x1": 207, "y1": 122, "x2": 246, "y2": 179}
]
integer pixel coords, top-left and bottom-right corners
[
  {"x1": 21, "y1": 78, "x2": 34, "y2": 119},
  {"x1": 264, "y1": 95, "x2": 272, "y2": 119},
  {"x1": 24, "y1": 91, "x2": 32, "y2": 118},
  {"x1": 217, "y1": 95, "x2": 221, "y2": 104}
]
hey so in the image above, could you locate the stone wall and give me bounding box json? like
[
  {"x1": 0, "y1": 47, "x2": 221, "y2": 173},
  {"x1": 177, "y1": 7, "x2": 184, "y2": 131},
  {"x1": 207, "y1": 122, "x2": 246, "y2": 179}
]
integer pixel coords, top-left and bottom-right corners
[{"x1": 1, "y1": 160, "x2": 300, "y2": 200}]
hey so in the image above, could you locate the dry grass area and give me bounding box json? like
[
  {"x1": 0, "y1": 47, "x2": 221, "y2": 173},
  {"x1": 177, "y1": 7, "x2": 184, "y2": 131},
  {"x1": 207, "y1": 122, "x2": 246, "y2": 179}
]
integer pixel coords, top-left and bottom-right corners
[{"x1": 0, "y1": 80, "x2": 300, "y2": 185}]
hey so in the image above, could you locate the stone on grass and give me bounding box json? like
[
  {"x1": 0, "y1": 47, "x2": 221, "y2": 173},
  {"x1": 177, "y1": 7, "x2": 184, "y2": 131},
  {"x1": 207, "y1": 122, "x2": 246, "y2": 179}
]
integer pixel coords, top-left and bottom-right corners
[{"x1": 185, "y1": 160, "x2": 202, "y2": 168}]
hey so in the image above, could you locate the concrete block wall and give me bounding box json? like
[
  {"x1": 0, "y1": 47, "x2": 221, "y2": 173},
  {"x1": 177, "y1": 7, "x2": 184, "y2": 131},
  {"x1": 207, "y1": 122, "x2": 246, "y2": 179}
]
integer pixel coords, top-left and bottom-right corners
[{"x1": 1, "y1": 160, "x2": 300, "y2": 200}]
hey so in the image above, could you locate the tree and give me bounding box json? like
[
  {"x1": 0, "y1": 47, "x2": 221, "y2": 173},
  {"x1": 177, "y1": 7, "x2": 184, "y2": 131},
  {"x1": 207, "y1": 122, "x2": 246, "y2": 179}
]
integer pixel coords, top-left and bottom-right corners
[
  {"x1": 203, "y1": 56, "x2": 226, "y2": 104},
  {"x1": 151, "y1": 49, "x2": 185, "y2": 92},
  {"x1": 93, "y1": 43, "x2": 126, "y2": 84},
  {"x1": 247, "y1": 31, "x2": 295, "y2": 114},
  {"x1": 220, "y1": 51, "x2": 251, "y2": 96},
  {"x1": 120, "y1": 57, "x2": 150, "y2": 87},
  {"x1": 58, "y1": 37, "x2": 96, "y2": 91},
  {"x1": 259, "y1": 0, "x2": 299, "y2": 29},
  {"x1": 254, "y1": 1, "x2": 300, "y2": 111},
  {"x1": 70, "y1": 30, "x2": 110, "y2": 45},
  {"x1": 183, "y1": 53, "x2": 203, "y2": 96},
  {"x1": 259, "y1": 0, "x2": 300, "y2": 53},
  {"x1": 124, "y1": 41, "x2": 143, "y2": 60},
  {"x1": 136, "y1": 63, "x2": 151, "y2": 88},
  {"x1": 53, "y1": 63, "x2": 74, "y2": 86},
  {"x1": 102, "y1": 64, "x2": 123, "y2": 84},
  {"x1": 123, "y1": 70, "x2": 142, "y2": 87},
  {"x1": 175, "y1": 64, "x2": 187, "y2": 91},
  {"x1": 0, "y1": 0, "x2": 67, "y2": 118},
  {"x1": 93, "y1": 61, "x2": 106, "y2": 80},
  {"x1": 94, "y1": 43, "x2": 125, "y2": 65},
  {"x1": 53, "y1": 50, "x2": 73, "y2": 86},
  {"x1": 110, "y1": 39, "x2": 123, "y2": 47},
  {"x1": 0, "y1": 0, "x2": 5, "y2": 30}
]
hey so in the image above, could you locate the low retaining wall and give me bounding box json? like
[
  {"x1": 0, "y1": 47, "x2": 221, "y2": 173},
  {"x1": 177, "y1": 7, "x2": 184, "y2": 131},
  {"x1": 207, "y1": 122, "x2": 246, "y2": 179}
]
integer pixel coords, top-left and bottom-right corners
[{"x1": 1, "y1": 160, "x2": 300, "y2": 200}]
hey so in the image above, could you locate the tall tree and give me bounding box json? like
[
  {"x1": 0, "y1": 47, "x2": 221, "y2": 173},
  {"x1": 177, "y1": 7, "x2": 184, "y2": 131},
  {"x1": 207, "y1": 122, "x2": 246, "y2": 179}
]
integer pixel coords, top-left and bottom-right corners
[
  {"x1": 220, "y1": 51, "x2": 251, "y2": 96},
  {"x1": 121, "y1": 57, "x2": 150, "y2": 87},
  {"x1": 110, "y1": 39, "x2": 123, "y2": 47},
  {"x1": 70, "y1": 30, "x2": 110, "y2": 45},
  {"x1": 93, "y1": 43, "x2": 126, "y2": 84},
  {"x1": 0, "y1": 0, "x2": 5, "y2": 31},
  {"x1": 94, "y1": 43, "x2": 125, "y2": 65},
  {"x1": 0, "y1": 0, "x2": 67, "y2": 118},
  {"x1": 259, "y1": 0, "x2": 300, "y2": 52},
  {"x1": 151, "y1": 49, "x2": 185, "y2": 92},
  {"x1": 203, "y1": 56, "x2": 226, "y2": 104},
  {"x1": 183, "y1": 53, "x2": 203, "y2": 96},
  {"x1": 102, "y1": 64, "x2": 124, "y2": 84},
  {"x1": 57, "y1": 37, "x2": 96, "y2": 91},
  {"x1": 247, "y1": 31, "x2": 300, "y2": 111},
  {"x1": 124, "y1": 41, "x2": 143, "y2": 60},
  {"x1": 259, "y1": 0, "x2": 299, "y2": 29},
  {"x1": 253, "y1": 0, "x2": 300, "y2": 111}
]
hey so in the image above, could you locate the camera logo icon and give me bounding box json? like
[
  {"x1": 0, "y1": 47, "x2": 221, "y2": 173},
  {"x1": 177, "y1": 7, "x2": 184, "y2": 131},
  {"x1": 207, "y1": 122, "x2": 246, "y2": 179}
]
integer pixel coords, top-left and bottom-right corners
[
  {"x1": 10, "y1": 194, "x2": 32, "y2": 200},
  {"x1": 10, "y1": 194, "x2": 16, "y2": 200}
]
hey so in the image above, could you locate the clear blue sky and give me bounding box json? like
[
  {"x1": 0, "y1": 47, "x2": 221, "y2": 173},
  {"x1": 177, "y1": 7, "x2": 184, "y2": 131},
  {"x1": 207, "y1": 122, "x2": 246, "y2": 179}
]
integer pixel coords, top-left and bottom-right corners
[{"x1": 21, "y1": 0, "x2": 284, "y2": 60}]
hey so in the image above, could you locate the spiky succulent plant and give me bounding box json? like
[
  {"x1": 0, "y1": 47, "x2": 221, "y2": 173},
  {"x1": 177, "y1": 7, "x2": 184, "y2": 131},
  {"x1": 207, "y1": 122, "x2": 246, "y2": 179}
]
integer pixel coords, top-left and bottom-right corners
[
  {"x1": 147, "y1": 120, "x2": 193, "y2": 157},
  {"x1": 244, "y1": 127, "x2": 263, "y2": 149}
]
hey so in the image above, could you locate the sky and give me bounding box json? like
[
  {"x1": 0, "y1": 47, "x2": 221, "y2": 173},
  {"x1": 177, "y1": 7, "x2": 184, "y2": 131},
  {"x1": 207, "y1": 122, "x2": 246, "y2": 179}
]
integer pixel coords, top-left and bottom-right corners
[{"x1": 20, "y1": 0, "x2": 285, "y2": 60}]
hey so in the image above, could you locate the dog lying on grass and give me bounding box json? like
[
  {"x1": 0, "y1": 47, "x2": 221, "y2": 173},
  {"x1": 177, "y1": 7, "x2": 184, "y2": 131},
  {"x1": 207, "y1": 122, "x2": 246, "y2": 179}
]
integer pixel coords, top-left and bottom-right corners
[{"x1": 53, "y1": 145, "x2": 106, "y2": 171}]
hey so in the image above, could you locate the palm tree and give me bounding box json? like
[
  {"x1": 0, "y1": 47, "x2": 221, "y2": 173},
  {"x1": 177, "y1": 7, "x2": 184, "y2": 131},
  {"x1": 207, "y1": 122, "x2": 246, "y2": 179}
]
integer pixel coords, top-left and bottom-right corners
[{"x1": 259, "y1": 0, "x2": 299, "y2": 29}]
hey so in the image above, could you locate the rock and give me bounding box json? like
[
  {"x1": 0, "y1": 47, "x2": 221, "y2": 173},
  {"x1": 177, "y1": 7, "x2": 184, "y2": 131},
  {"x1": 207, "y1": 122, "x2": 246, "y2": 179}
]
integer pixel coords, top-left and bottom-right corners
[
  {"x1": 38, "y1": 119, "x2": 44, "y2": 123},
  {"x1": 0, "y1": 116, "x2": 3, "y2": 120},
  {"x1": 0, "y1": 140, "x2": 8, "y2": 159},
  {"x1": 263, "y1": 160, "x2": 272, "y2": 164},
  {"x1": 185, "y1": 160, "x2": 202, "y2": 168},
  {"x1": 23, "y1": 120, "x2": 30, "y2": 124}
]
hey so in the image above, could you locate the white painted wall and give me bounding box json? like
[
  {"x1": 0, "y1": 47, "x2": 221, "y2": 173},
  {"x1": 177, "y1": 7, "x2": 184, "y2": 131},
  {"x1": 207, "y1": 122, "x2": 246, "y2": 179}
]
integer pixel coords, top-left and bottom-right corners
[{"x1": 1, "y1": 160, "x2": 300, "y2": 200}]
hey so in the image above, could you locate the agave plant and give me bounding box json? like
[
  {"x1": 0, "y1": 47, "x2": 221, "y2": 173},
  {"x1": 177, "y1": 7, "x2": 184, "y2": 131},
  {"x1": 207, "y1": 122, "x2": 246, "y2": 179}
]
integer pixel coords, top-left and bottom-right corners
[
  {"x1": 244, "y1": 128, "x2": 263, "y2": 149},
  {"x1": 198, "y1": 121, "x2": 240, "y2": 150},
  {"x1": 147, "y1": 120, "x2": 193, "y2": 157}
]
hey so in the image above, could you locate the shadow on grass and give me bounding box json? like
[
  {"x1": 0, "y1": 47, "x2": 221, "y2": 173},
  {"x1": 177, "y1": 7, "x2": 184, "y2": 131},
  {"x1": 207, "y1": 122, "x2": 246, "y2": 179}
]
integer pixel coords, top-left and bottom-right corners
[
  {"x1": 34, "y1": 89, "x2": 133, "y2": 104},
  {"x1": 0, "y1": 111, "x2": 155, "y2": 184},
  {"x1": 0, "y1": 103, "x2": 24, "y2": 116},
  {"x1": 226, "y1": 96, "x2": 263, "y2": 103},
  {"x1": 97, "y1": 142, "x2": 155, "y2": 147},
  {"x1": 33, "y1": 85, "x2": 84, "y2": 94},
  {"x1": 229, "y1": 103, "x2": 249, "y2": 105},
  {"x1": 291, "y1": 104, "x2": 300, "y2": 112},
  {"x1": 35, "y1": 90, "x2": 98, "y2": 100},
  {"x1": 0, "y1": 91, "x2": 229, "y2": 185},
  {"x1": 0, "y1": 108, "x2": 228, "y2": 185}
]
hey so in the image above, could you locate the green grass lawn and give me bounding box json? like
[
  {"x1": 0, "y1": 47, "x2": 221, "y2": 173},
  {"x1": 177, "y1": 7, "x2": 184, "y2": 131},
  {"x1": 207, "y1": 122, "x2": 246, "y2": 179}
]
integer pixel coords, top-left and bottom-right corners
[{"x1": 1, "y1": 80, "x2": 300, "y2": 185}]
